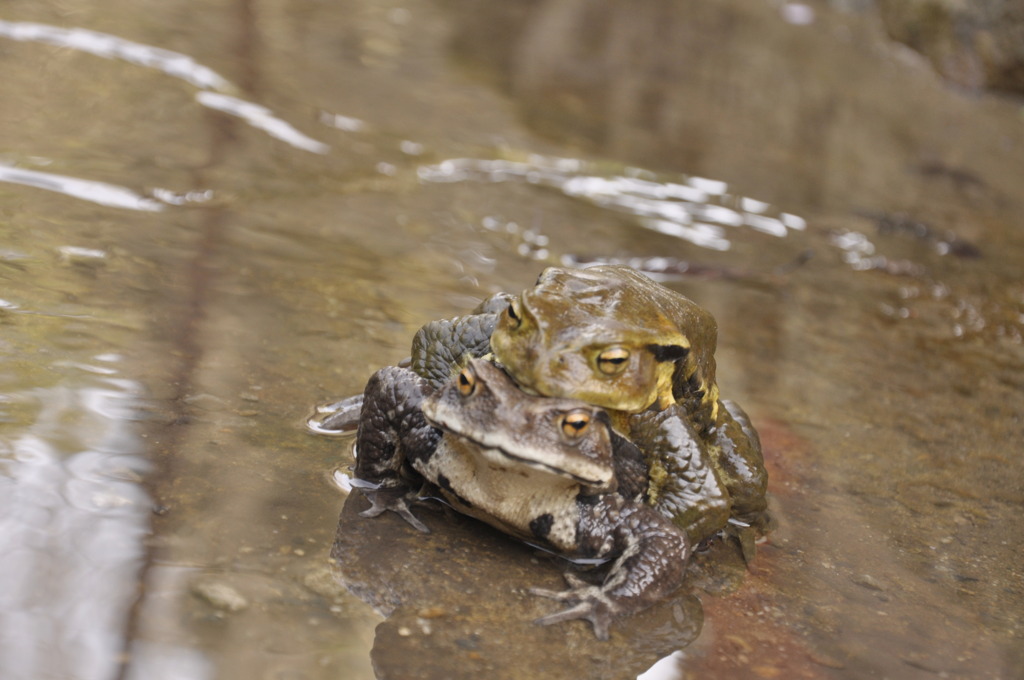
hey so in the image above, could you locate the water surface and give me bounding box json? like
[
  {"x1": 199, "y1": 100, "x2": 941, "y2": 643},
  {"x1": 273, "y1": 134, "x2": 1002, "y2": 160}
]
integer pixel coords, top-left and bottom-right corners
[{"x1": 2, "y1": 1, "x2": 1022, "y2": 678}]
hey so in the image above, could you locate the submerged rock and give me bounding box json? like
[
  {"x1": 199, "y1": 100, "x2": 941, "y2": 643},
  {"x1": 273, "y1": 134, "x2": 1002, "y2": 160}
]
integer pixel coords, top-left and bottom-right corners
[{"x1": 330, "y1": 492, "x2": 704, "y2": 680}]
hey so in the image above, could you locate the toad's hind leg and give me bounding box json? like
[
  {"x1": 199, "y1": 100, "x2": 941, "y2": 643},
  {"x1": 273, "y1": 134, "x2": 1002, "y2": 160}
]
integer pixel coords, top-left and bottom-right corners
[{"x1": 354, "y1": 365, "x2": 440, "y2": 532}]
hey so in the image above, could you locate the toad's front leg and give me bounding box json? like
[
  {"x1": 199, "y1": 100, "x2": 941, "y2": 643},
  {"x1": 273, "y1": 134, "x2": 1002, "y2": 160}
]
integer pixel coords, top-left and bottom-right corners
[
  {"x1": 712, "y1": 399, "x2": 769, "y2": 527},
  {"x1": 354, "y1": 365, "x2": 441, "y2": 533},
  {"x1": 629, "y1": 405, "x2": 732, "y2": 544},
  {"x1": 531, "y1": 496, "x2": 691, "y2": 640}
]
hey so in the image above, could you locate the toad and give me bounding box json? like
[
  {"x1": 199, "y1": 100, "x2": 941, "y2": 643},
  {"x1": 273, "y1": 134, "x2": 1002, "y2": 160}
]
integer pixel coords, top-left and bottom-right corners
[
  {"x1": 353, "y1": 358, "x2": 690, "y2": 639},
  {"x1": 317, "y1": 266, "x2": 767, "y2": 548},
  {"x1": 412, "y1": 266, "x2": 767, "y2": 545}
]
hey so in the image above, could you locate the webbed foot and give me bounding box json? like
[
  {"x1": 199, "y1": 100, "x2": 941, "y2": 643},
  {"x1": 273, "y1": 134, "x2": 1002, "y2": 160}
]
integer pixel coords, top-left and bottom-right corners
[
  {"x1": 530, "y1": 572, "x2": 619, "y2": 640},
  {"x1": 359, "y1": 487, "x2": 430, "y2": 534}
]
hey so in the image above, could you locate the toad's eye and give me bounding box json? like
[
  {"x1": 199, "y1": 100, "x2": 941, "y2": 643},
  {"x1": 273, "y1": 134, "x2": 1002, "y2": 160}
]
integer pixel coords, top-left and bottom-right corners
[
  {"x1": 596, "y1": 347, "x2": 630, "y2": 375},
  {"x1": 505, "y1": 301, "x2": 522, "y2": 330},
  {"x1": 457, "y1": 366, "x2": 477, "y2": 397},
  {"x1": 561, "y1": 410, "x2": 591, "y2": 438}
]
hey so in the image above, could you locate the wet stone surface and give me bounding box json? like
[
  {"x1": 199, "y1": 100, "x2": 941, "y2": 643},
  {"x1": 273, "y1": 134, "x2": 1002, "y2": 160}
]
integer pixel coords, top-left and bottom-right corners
[{"x1": 332, "y1": 491, "x2": 705, "y2": 680}]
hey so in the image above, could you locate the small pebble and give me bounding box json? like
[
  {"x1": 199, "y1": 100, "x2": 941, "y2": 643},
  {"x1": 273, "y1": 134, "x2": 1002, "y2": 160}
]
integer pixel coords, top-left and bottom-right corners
[
  {"x1": 851, "y1": 574, "x2": 885, "y2": 591},
  {"x1": 193, "y1": 581, "x2": 249, "y2": 612}
]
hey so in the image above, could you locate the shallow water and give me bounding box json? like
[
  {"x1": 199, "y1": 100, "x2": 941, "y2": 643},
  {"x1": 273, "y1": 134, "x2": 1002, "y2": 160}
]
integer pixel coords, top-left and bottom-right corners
[{"x1": 2, "y1": 1, "x2": 1022, "y2": 679}]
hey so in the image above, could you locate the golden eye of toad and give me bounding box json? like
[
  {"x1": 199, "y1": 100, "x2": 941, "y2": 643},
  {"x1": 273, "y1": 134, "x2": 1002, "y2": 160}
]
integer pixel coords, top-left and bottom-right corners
[
  {"x1": 457, "y1": 367, "x2": 476, "y2": 396},
  {"x1": 596, "y1": 347, "x2": 630, "y2": 375},
  {"x1": 505, "y1": 302, "x2": 522, "y2": 329},
  {"x1": 562, "y1": 411, "x2": 591, "y2": 437}
]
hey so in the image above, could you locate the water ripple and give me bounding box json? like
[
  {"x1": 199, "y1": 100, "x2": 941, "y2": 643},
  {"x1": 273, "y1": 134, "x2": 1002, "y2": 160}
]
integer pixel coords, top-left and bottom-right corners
[
  {"x1": 196, "y1": 92, "x2": 330, "y2": 155},
  {"x1": 0, "y1": 20, "x2": 233, "y2": 91},
  {"x1": 0, "y1": 19, "x2": 329, "y2": 157},
  {"x1": 0, "y1": 163, "x2": 164, "y2": 212},
  {"x1": 418, "y1": 156, "x2": 805, "y2": 252}
]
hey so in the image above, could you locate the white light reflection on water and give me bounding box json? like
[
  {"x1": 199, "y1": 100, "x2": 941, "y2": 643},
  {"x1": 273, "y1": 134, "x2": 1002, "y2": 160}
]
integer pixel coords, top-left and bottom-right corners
[
  {"x1": 0, "y1": 19, "x2": 330, "y2": 157},
  {"x1": 150, "y1": 188, "x2": 215, "y2": 206},
  {"x1": 643, "y1": 219, "x2": 731, "y2": 252},
  {"x1": 196, "y1": 92, "x2": 330, "y2": 155},
  {"x1": 319, "y1": 111, "x2": 367, "y2": 132},
  {"x1": 0, "y1": 358, "x2": 152, "y2": 680},
  {"x1": 418, "y1": 157, "x2": 805, "y2": 252},
  {"x1": 780, "y1": 2, "x2": 816, "y2": 26},
  {"x1": 637, "y1": 650, "x2": 685, "y2": 680},
  {"x1": 0, "y1": 20, "x2": 233, "y2": 92},
  {"x1": 0, "y1": 163, "x2": 165, "y2": 212},
  {"x1": 830, "y1": 228, "x2": 880, "y2": 270},
  {"x1": 124, "y1": 641, "x2": 212, "y2": 680}
]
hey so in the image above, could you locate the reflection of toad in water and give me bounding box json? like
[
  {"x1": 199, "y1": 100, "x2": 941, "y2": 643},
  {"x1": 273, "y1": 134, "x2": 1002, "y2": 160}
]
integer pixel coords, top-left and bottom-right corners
[{"x1": 330, "y1": 472, "x2": 704, "y2": 679}]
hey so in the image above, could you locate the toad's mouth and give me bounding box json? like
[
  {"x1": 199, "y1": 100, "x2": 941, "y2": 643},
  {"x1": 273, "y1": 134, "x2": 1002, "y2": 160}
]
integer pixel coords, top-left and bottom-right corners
[{"x1": 429, "y1": 421, "x2": 612, "y2": 488}]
